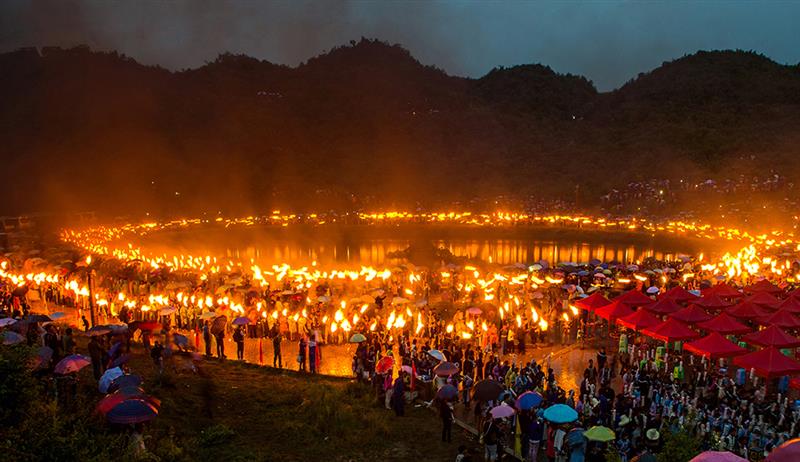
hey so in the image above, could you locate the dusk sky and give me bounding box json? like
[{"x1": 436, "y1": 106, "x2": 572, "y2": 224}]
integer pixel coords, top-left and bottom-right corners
[{"x1": 2, "y1": 0, "x2": 799, "y2": 91}]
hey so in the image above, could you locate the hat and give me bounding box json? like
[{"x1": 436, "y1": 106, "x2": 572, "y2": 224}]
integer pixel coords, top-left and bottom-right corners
[{"x1": 646, "y1": 429, "x2": 660, "y2": 441}]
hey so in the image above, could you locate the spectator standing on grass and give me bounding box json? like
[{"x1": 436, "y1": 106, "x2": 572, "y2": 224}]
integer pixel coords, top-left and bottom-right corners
[
  {"x1": 202, "y1": 321, "x2": 212, "y2": 356},
  {"x1": 298, "y1": 335, "x2": 307, "y2": 371},
  {"x1": 233, "y1": 326, "x2": 245, "y2": 360},
  {"x1": 272, "y1": 330, "x2": 282, "y2": 368},
  {"x1": 440, "y1": 399, "x2": 453, "y2": 442},
  {"x1": 215, "y1": 329, "x2": 225, "y2": 359}
]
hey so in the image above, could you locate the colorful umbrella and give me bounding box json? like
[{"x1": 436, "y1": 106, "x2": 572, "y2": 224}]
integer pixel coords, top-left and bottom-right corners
[
  {"x1": 232, "y1": 316, "x2": 251, "y2": 326},
  {"x1": 690, "y1": 451, "x2": 747, "y2": 462},
  {"x1": 433, "y1": 361, "x2": 459, "y2": 377},
  {"x1": 427, "y1": 349, "x2": 447, "y2": 361},
  {"x1": 436, "y1": 384, "x2": 458, "y2": 400},
  {"x1": 106, "y1": 398, "x2": 159, "y2": 424},
  {"x1": 543, "y1": 404, "x2": 578, "y2": 424},
  {"x1": 99, "y1": 367, "x2": 125, "y2": 393},
  {"x1": 766, "y1": 438, "x2": 800, "y2": 462},
  {"x1": 376, "y1": 356, "x2": 394, "y2": 374},
  {"x1": 584, "y1": 426, "x2": 615, "y2": 442},
  {"x1": 490, "y1": 404, "x2": 516, "y2": 419},
  {"x1": 54, "y1": 354, "x2": 91, "y2": 374},
  {"x1": 515, "y1": 391, "x2": 543, "y2": 410},
  {"x1": 349, "y1": 333, "x2": 367, "y2": 343},
  {"x1": 0, "y1": 318, "x2": 17, "y2": 327},
  {"x1": 2, "y1": 330, "x2": 24, "y2": 345},
  {"x1": 158, "y1": 306, "x2": 177, "y2": 316}
]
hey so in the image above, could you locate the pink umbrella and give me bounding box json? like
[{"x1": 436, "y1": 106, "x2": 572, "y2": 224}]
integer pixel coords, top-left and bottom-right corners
[
  {"x1": 54, "y1": 354, "x2": 91, "y2": 375},
  {"x1": 766, "y1": 438, "x2": 800, "y2": 462},
  {"x1": 490, "y1": 404, "x2": 516, "y2": 419},
  {"x1": 466, "y1": 306, "x2": 482, "y2": 315},
  {"x1": 690, "y1": 451, "x2": 746, "y2": 462}
]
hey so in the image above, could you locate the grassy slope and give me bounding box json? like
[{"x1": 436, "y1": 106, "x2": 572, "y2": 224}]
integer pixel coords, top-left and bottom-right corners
[{"x1": 127, "y1": 349, "x2": 474, "y2": 462}]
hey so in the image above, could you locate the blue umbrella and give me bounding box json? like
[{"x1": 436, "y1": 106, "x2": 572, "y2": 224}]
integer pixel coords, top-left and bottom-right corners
[
  {"x1": 106, "y1": 398, "x2": 158, "y2": 424},
  {"x1": 515, "y1": 391, "x2": 543, "y2": 410},
  {"x1": 108, "y1": 341, "x2": 122, "y2": 358},
  {"x1": 110, "y1": 353, "x2": 131, "y2": 368},
  {"x1": 2, "y1": 330, "x2": 24, "y2": 345},
  {"x1": 173, "y1": 333, "x2": 189, "y2": 347},
  {"x1": 543, "y1": 404, "x2": 579, "y2": 424},
  {"x1": 436, "y1": 384, "x2": 458, "y2": 400}
]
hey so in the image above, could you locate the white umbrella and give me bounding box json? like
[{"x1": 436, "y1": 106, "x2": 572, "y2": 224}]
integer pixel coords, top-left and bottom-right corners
[
  {"x1": 99, "y1": 367, "x2": 124, "y2": 393},
  {"x1": 159, "y1": 306, "x2": 177, "y2": 316}
]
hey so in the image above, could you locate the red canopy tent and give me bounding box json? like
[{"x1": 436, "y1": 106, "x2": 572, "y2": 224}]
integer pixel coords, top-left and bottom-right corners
[
  {"x1": 733, "y1": 347, "x2": 800, "y2": 379},
  {"x1": 684, "y1": 332, "x2": 747, "y2": 359},
  {"x1": 702, "y1": 283, "x2": 743, "y2": 298},
  {"x1": 615, "y1": 290, "x2": 655, "y2": 307},
  {"x1": 694, "y1": 294, "x2": 733, "y2": 310},
  {"x1": 670, "y1": 304, "x2": 713, "y2": 324},
  {"x1": 746, "y1": 292, "x2": 781, "y2": 309},
  {"x1": 744, "y1": 279, "x2": 783, "y2": 295},
  {"x1": 642, "y1": 318, "x2": 699, "y2": 342},
  {"x1": 742, "y1": 325, "x2": 800, "y2": 349},
  {"x1": 662, "y1": 286, "x2": 699, "y2": 303},
  {"x1": 697, "y1": 313, "x2": 752, "y2": 335},
  {"x1": 777, "y1": 297, "x2": 800, "y2": 314},
  {"x1": 726, "y1": 300, "x2": 774, "y2": 320},
  {"x1": 645, "y1": 298, "x2": 683, "y2": 315},
  {"x1": 617, "y1": 309, "x2": 662, "y2": 332},
  {"x1": 595, "y1": 301, "x2": 634, "y2": 322},
  {"x1": 574, "y1": 292, "x2": 612, "y2": 311},
  {"x1": 758, "y1": 310, "x2": 800, "y2": 329}
]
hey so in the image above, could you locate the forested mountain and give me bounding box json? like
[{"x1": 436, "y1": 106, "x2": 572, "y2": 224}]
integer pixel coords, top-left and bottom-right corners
[{"x1": 1, "y1": 39, "x2": 798, "y2": 216}]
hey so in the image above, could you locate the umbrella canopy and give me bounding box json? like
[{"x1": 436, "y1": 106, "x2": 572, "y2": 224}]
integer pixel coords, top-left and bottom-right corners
[
  {"x1": 490, "y1": 404, "x2": 516, "y2": 419},
  {"x1": 2, "y1": 330, "x2": 24, "y2": 345},
  {"x1": 777, "y1": 297, "x2": 800, "y2": 314},
  {"x1": 110, "y1": 354, "x2": 131, "y2": 369},
  {"x1": 662, "y1": 286, "x2": 699, "y2": 303},
  {"x1": 0, "y1": 318, "x2": 17, "y2": 327},
  {"x1": 742, "y1": 325, "x2": 800, "y2": 348},
  {"x1": 210, "y1": 315, "x2": 227, "y2": 335},
  {"x1": 727, "y1": 301, "x2": 774, "y2": 320},
  {"x1": 694, "y1": 294, "x2": 733, "y2": 310},
  {"x1": 543, "y1": 404, "x2": 578, "y2": 424},
  {"x1": 703, "y1": 283, "x2": 743, "y2": 298},
  {"x1": 615, "y1": 290, "x2": 654, "y2": 307},
  {"x1": 113, "y1": 374, "x2": 144, "y2": 390},
  {"x1": 98, "y1": 392, "x2": 159, "y2": 415},
  {"x1": 595, "y1": 301, "x2": 633, "y2": 322},
  {"x1": 376, "y1": 356, "x2": 394, "y2": 374},
  {"x1": 617, "y1": 309, "x2": 662, "y2": 332},
  {"x1": 515, "y1": 391, "x2": 543, "y2": 410},
  {"x1": 199, "y1": 311, "x2": 217, "y2": 320},
  {"x1": 766, "y1": 438, "x2": 800, "y2": 462},
  {"x1": 746, "y1": 291, "x2": 781, "y2": 309},
  {"x1": 733, "y1": 347, "x2": 800, "y2": 378},
  {"x1": 690, "y1": 451, "x2": 747, "y2": 462},
  {"x1": 697, "y1": 313, "x2": 752, "y2": 335},
  {"x1": 231, "y1": 316, "x2": 251, "y2": 326},
  {"x1": 584, "y1": 426, "x2": 615, "y2": 442},
  {"x1": 33, "y1": 346, "x2": 54, "y2": 369},
  {"x1": 645, "y1": 298, "x2": 683, "y2": 315},
  {"x1": 106, "y1": 398, "x2": 159, "y2": 424},
  {"x1": 745, "y1": 279, "x2": 783, "y2": 295},
  {"x1": 433, "y1": 361, "x2": 459, "y2": 377},
  {"x1": 670, "y1": 304, "x2": 712, "y2": 324},
  {"x1": 172, "y1": 333, "x2": 189, "y2": 347},
  {"x1": 427, "y1": 349, "x2": 447, "y2": 362},
  {"x1": 54, "y1": 354, "x2": 91, "y2": 374},
  {"x1": 349, "y1": 333, "x2": 367, "y2": 343},
  {"x1": 99, "y1": 367, "x2": 125, "y2": 393},
  {"x1": 436, "y1": 384, "x2": 458, "y2": 400},
  {"x1": 759, "y1": 310, "x2": 800, "y2": 329},
  {"x1": 158, "y1": 306, "x2": 177, "y2": 316},
  {"x1": 574, "y1": 292, "x2": 611, "y2": 311},
  {"x1": 49, "y1": 312, "x2": 67, "y2": 321},
  {"x1": 473, "y1": 379, "x2": 504, "y2": 401},
  {"x1": 684, "y1": 332, "x2": 747, "y2": 359},
  {"x1": 642, "y1": 318, "x2": 699, "y2": 342}
]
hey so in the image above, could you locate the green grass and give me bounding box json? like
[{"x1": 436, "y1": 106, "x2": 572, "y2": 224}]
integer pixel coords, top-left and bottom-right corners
[{"x1": 128, "y1": 350, "x2": 475, "y2": 461}]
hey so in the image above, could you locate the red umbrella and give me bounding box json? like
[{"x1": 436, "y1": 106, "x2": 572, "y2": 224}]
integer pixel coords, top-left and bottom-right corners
[
  {"x1": 694, "y1": 294, "x2": 732, "y2": 310},
  {"x1": 697, "y1": 313, "x2": 751, "y2": 336},
  {"x1": 670, "y1": 304, "x2": 712, "y2": 324},
  {"x1": 766, "y1": 438, "x2": 800, "y2": 462},
  {"x1": 617, "y1": 309, "x2": 662, "y2": 332},
  {"x1": 662, "y1": 286, "x2": 699, "y2": 303},
  {"x1": 703, "y1": 283, "x2": 743, "y2": 298},
  {"x1": 733, "y1": 347, "x2": 800, "y2": 379},
  {"x1": 376, "y1": 356, "x2": 394, "y2": 374},
  {"x1": 746, "y1": 292, "x2": 781, "y2": 309},
  {"x1": 98, "y1": 392, "x2": 160, "y2": 414},
  {"x1": 574, "y1": 292, "x2": 611, "y2": 311},
  {"x1": 777, "y1": 297, "x2": 800, "y2": 314},
  {"x1": 645, "y1": 297, "x2": 683, "y2": 315},
  {"x1": 595, "y1": 301, "x2": 633, "y2": 322},
  {"x1": 726, "y1": 301, "x2": 773, "y2": 320},
  {"x1": 758, "y1": 310, "x2": 800, "y2": 329},
  {"x1": 742, "y1": 325, "x2": 800, "y2": 349},
  {"x1": 684, "y1": 332, "x2": 747, "y2": 359},
  {"x1": 642, "y1": 318, "x2": 699, "y2": 342},
  {"x1": 745, "y1": 279, "x2": 782, "y2": 295},
  {"x1": 615, "y1": 290, "x2": 655, "y2": 307}
]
